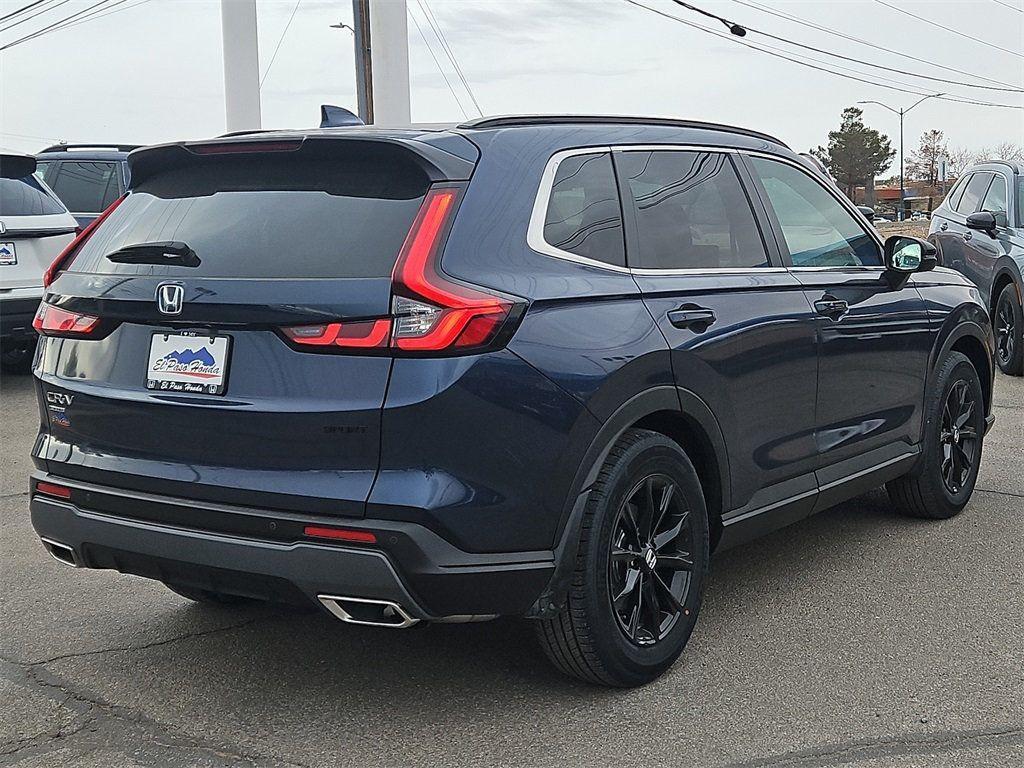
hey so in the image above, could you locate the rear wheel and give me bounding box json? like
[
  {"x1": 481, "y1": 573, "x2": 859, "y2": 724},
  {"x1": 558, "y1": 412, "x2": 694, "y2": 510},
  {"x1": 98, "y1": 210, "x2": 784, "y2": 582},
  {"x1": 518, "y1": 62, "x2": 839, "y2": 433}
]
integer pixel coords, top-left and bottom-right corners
[
  {"x1": 535, "y1": 429, "x2": 709, "y2": 687},
  {"x1": 887, "y1": 352, "x2": 985, "y2": 519},
  {"x1": 164, "y1": 582, "x2": 254, "y2": 606},
  {"x1": 994, "y1": 283, "x2": 1023, "y2": 376}
]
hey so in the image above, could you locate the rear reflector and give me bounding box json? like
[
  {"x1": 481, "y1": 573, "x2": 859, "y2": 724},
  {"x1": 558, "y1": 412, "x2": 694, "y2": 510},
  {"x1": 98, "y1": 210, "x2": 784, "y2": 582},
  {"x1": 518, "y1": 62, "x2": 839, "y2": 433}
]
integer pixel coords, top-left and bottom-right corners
[
  {"x1": 43, "y1": 194, "x2": 125, "y2": 288},
  {"x1": 35, "y1": 481, "x2": 72, "y2": 499},
  {"x1": 33, "y1": 303, "x2": 100, "y2": 337},
  {"x1": 303, "y1": 525, "x2": 377, "y2": 544}
]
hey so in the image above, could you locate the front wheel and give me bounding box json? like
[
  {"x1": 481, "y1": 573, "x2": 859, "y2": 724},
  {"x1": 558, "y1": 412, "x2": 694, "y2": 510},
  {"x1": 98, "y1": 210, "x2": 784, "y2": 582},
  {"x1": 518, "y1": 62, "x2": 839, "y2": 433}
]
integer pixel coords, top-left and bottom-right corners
[
  {"x1": 994, "y1": 283, "x2": 1023, "y2": 376},
  {"x1": 535, "y1": 429, "x2": 709, "y2": 687},
  {"x1": 887, "y1": 351, "x2": 985, "y2": 519}
]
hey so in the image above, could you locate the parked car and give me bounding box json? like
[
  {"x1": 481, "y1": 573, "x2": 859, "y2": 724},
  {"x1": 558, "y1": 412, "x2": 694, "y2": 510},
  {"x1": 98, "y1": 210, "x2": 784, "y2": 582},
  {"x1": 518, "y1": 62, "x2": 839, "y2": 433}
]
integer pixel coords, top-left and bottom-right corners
[
  {"x1": 0, "y1": 154, "x2": 78, "y2": 372},
  {"x1": 29, "y1": 116, "x2": 994, "y2": 687},
  {"x1": 34, "y1": 144, "x2": 137, "y2": 228},
  {"x1": 929, "y1": 161, "x2": 1024, "y2": 375}
]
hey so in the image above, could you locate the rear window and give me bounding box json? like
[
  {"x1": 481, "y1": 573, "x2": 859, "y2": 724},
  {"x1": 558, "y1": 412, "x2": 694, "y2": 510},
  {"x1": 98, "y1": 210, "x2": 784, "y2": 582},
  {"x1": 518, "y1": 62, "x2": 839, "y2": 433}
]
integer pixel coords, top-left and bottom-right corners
[
  {"x1": 50, "y1": 160, "x2": 121, "y2": 213},
  {"x1": 68, "y1": 154, "x2": 431, "y2": 279},
  {"x1": 543, "y1": 152, "x2": 625, "y2": 267},
  {"x1": 0, "y1": 176, "x2": 67, "y2": 216}
]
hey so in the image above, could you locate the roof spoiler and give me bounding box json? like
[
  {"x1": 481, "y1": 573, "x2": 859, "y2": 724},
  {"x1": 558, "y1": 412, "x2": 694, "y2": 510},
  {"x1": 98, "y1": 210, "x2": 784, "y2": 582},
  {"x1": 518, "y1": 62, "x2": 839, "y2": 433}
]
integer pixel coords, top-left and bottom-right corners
[
  {"x1": 126, "y1": 134, "x2": 476, "y2": 188},
  {"x1": 1, "y1": 153, "x2": 37, "y2": 179},
  {"x1": 38, "y1": 143, "x2": 141, "y2": 153}
]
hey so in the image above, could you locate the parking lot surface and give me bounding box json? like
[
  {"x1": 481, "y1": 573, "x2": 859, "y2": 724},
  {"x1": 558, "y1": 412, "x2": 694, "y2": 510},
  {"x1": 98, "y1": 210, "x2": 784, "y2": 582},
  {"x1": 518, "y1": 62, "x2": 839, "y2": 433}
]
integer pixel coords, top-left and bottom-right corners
[{"x1": 1, "y1": 370, "x2": 1021, "y2": 768}]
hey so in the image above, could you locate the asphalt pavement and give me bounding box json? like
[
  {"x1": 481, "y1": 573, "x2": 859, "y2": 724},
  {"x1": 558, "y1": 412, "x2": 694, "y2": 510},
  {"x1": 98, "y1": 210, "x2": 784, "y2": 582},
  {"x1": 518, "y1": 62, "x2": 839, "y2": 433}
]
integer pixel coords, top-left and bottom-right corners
[{"x1": 1, "y1": 370, "x2": 1021, "y2": 767}]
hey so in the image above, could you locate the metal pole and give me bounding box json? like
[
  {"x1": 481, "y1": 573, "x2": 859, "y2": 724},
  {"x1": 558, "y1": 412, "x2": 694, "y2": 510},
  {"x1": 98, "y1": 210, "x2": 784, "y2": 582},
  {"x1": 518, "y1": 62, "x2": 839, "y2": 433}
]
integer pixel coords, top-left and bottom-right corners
[
  {"x1": 352, "y1": 0, "x2": 373, "y2": 124},
  {"x1": 899, "y1": 109, "x2": 905, "y2": 222},
  {"x1": 221, "y1": 0, "x2": 262, "y2": 132},
  {"x1": 367, "y1": 0, "x2": 411, "y2": 124}
]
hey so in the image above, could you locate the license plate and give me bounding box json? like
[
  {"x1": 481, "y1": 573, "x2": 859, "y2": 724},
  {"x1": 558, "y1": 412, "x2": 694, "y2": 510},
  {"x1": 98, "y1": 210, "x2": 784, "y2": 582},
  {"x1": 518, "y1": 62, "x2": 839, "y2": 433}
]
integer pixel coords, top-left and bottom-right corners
[
  {"x1": 146, "y1": 332, "x2": 231, "y2": 395},
  {"x1": 0, "y1": 242, "x2": 15, "y2": 265}
]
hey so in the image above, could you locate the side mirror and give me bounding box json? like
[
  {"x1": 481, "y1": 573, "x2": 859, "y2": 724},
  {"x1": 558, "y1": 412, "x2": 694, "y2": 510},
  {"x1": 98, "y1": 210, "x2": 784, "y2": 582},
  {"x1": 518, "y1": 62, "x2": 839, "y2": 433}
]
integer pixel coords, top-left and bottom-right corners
[
  {"x1": 857, "y1": 205, "x2": 875, "y2": 222},
  {"x1": 884, "y1": 235, "x2": 937, "y2": 275},
  {"x1": 966, "y1": 211, "x2": 997, "y2": 235}
]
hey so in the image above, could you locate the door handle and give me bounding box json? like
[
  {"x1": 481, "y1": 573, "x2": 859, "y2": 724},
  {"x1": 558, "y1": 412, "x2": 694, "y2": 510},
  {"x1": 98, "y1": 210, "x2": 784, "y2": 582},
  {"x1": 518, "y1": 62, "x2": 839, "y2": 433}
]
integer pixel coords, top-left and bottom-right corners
[
  {"x1": 667, "y1": 306, "x2": 716, "y2": 330},
  {"x1": 814, "y1": 298, "x2": 849, "y2": 319},
  {"x1": 939, "y1": 222, "x2": 948, "y2": 231},
  {"x1": 963, "y1": 231, "x2": 973, "y2": 241}
]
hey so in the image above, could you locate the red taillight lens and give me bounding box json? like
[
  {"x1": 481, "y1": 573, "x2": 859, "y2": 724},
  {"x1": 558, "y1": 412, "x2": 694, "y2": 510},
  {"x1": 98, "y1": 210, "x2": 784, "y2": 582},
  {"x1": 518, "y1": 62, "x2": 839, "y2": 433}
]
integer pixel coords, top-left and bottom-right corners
[
  {"x1": 282, "y1": 319, "x2": 391, "y2": 349},
  {"x1": 187, "y1": 140, "x2": 302, "y2": 155},
  {"x1": 303, "y1": 525, "x2": 377, "y2": 544},
  {"x1": 280, "y1": 186, "x2": 520, "y2": 356},
  {"x1": 35, "y1": 481, "x2": 72, "y2": 499},
  {"x1": 43, "y1": 195, "x2": 126, "y2": 288},
  {"x1": 33, "y1": 303, "x2": 100, "y2": 337},
  {"x1": 390, "y1": 188, "x2": 512, "y2": 352}
]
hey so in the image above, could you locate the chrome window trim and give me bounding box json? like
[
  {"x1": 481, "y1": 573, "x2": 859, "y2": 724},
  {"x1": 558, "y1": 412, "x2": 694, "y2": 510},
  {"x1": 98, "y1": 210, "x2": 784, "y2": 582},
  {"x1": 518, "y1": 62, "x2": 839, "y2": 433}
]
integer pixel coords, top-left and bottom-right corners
[{"x1": 526, "y1": 143, "x2": 882, "y2": 277}]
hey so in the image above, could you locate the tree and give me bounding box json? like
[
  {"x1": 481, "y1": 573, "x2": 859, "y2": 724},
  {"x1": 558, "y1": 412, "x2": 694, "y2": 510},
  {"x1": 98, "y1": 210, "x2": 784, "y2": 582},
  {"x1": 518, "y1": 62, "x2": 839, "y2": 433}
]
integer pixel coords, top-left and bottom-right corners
[
  {"x1": 946, "y1": 146, "x2": 973, "y2": 178},
  {"x1": 813, "y1": 107, "x2": 895, "y2": 200},
  {"x1": 906, "y1": 129, "x2": 947, "y2": 188}
]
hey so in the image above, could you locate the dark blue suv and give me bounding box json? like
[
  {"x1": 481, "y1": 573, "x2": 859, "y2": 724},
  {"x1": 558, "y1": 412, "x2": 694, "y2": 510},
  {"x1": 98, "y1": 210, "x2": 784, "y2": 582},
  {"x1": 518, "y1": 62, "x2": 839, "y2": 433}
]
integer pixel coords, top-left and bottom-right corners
[{"x1": 29, "y1": 116, "x2": 994, "y2": 686}]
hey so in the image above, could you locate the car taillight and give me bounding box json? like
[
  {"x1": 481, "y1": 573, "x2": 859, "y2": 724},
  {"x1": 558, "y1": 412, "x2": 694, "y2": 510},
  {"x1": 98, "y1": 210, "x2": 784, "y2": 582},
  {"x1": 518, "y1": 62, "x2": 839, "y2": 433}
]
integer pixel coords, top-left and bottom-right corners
[
  {"x1": 43, "y1": 195, "x2": 126, "y2": 288},
  {"x1": 280, "y1": 186, "x2": 520, "y2": 356},
  {"x1": 33, "y1": 303, "x2": 100, "y2": 337}
]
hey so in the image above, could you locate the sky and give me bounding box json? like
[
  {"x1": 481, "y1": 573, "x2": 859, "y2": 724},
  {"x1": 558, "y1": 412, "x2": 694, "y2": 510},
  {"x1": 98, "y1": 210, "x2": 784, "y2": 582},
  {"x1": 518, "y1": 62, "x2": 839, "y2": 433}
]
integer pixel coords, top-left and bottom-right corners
[{"x1": 1, "y1": 0, "x2": 1022, "y2": 170}]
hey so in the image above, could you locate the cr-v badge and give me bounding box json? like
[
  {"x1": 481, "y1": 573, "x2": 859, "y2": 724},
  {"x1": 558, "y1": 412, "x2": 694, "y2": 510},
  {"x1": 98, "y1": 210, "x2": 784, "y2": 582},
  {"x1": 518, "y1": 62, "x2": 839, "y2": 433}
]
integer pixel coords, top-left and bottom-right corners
[{"x1": 156, "y1": 283, "x2": 184, "y2": 316}]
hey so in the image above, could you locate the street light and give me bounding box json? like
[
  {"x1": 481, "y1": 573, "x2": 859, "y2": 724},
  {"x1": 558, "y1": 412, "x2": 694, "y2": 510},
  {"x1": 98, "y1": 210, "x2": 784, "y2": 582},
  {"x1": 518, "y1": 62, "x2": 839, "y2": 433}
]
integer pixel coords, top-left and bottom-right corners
[{"x1": 857, "y1": 93, "x2": 944, "y2": 221}]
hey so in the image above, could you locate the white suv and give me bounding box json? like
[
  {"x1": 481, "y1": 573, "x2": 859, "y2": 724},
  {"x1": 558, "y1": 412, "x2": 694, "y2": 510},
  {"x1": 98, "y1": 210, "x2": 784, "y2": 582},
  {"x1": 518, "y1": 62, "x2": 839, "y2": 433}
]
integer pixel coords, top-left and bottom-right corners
[{"x1": 1, "y1": 154, "x2": 78, "y2": 372}]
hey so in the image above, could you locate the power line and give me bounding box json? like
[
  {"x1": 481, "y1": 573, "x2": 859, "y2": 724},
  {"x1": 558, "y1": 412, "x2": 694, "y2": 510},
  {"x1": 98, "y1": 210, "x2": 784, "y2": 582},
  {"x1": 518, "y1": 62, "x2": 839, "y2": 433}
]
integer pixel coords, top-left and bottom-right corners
[
  {"x1": 991, "y1": 0, "x2": 1022, "y2": 12},
  {"x1": 0, "y1": 0, "x2": 70, "y2": 34},
  {"x1": 0, "y1": 0, "x2": 50, "y2": 24},
  {"x1": 729, "y1": 0, "x2": 1023, "y2": 91},
  {"x1": 260, "y1": 0, "x2": 301, "y2": 88},
  {"x1": 418, "y1": 0, "x2": 482, "y2": 116},
  {"x1": 873, "y1": 0, "x2": 1024, "y2": 59},
  {"x1": 625, "y1": 0, "x2": 1024, "y2": 110},
  {"x1": 0, "y1": 0, "x2": 146, "y2": 51},
  {"x1": 407, "y1": 3, "x2": 468, "y2": 119}
]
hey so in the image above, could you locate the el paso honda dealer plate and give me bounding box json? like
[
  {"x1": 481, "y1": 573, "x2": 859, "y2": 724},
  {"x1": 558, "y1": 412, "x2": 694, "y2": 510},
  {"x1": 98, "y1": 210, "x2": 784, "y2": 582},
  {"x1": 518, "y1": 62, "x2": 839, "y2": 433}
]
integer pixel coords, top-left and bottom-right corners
[{"x1": 146, "y1": 332, "x2": 231, "y2": 395}]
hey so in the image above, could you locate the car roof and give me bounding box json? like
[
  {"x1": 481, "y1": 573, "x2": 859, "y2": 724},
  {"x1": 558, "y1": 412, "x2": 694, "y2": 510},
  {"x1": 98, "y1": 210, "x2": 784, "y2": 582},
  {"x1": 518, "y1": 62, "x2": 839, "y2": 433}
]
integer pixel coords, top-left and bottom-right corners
[{"x1": 965, "y1": 160, "x2": 1024, "y2": 175}]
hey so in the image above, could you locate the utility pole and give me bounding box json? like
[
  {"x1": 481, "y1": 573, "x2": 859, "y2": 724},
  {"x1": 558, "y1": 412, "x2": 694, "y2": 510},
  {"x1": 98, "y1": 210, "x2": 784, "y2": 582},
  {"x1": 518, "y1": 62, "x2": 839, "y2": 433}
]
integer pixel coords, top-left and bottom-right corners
[
  {"x1": 221, "y1": 0, "x2": 262, "y2": 133},
  {"x1": 351, "y1": 0, "x2": 373, "y2": 123},
  {"x1": 857, "y1": 93, "x2": 944, "y2": 221},
  {"x1": 349, "y1": 0, "x2": 411, "y2": 125}
]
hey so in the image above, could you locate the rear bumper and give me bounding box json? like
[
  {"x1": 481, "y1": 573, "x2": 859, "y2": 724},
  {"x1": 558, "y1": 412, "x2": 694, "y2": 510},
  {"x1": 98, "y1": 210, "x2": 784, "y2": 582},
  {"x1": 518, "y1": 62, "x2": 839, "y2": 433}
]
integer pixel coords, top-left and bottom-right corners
[
  {"x1": 29, "y1": 473, "x2": 554, "y2": 620},
  {"x1": 0, "y1": 296, "x2": 41, "y2": 343}
]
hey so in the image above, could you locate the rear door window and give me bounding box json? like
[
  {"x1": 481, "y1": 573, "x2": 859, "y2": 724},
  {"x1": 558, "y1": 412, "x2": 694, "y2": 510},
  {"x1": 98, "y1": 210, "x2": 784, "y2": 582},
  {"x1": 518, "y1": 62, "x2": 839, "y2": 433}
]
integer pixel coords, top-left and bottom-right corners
[
  {"x1": 750, "y1": 156, "x2": 881, "y2": 267},
  {"x1": 955, "y1": 172, "x2": 994, "y2": 215},
  {"x1": 50, "y1": 161, "x2": 122, "y2": 214},
  {"x1": 618, "y1": 150, "x2": 769, "y2": 270},
  {"x1": 0, "y1": 175, "x2": 67, "y2": 216},
  {"x1": 68, "y1": 154, "x2": 431, "y2": 279},
  {"x1": 542, "y1": 152, "x2": 625, "y2": 267}
]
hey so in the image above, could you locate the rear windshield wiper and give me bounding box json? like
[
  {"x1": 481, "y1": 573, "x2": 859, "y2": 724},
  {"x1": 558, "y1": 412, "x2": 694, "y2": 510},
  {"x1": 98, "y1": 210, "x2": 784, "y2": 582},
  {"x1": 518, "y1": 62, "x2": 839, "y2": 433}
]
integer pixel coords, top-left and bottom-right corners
[{"x1": 105, "y1": 241, "x2": 201, "y2": 268}]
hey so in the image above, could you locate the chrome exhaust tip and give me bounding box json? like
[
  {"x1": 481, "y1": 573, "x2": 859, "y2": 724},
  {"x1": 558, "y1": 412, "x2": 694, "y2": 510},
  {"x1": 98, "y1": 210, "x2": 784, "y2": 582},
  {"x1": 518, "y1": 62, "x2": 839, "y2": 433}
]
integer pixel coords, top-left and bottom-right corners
[
  {"x1": 40, "y1": 537, "x2": 79, "y2": 568},
  {"x1": 317, "y1": 595, "x2": 419, "y2": 629}
]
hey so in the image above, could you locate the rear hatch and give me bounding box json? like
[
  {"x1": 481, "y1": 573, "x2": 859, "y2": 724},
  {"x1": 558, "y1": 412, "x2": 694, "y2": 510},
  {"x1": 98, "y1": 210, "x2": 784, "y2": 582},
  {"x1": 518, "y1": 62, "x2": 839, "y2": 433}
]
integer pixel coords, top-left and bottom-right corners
[
  {"x1": 0, "y1": 171, "x2": 77, "y2": 292},
  {"x1": 34, "y1": 135, "x2": 477, "y2": 516}
]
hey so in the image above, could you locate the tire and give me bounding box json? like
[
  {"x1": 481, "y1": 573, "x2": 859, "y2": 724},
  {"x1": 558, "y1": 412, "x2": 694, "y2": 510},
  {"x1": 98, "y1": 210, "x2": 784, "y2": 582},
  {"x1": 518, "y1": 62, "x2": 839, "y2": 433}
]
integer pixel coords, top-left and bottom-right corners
[
  {"x1": 535, "y1": 429, "x2": 709, "y2": 687},
  {"x1": 1, "y1": 343, "x2": 34, "y2": 374},
  {"x1": 994, "y1": 283, "x2": 1023, "y2": 376},
  {"x1": 886, "y1": 351, "x2": 985, "y2": 519},
  {"x1": 164, "y1": 582, "x2": 253, "y2": 606}
]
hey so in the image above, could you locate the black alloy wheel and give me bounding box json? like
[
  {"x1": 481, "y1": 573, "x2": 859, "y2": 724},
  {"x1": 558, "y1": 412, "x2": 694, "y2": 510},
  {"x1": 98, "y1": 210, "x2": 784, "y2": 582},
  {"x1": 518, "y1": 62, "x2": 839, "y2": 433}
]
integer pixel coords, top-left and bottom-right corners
[
  {"x1": 939, "y1": 380, "x2": 979, "y2": 496},
  {"x1": 608, "y1": 475, "x2": 694, "y2": 646}
]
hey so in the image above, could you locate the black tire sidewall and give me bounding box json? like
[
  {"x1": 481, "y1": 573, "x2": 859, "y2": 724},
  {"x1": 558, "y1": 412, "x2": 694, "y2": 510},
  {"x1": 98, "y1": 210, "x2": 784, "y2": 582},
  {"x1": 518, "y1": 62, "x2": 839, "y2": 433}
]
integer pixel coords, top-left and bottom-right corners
[
  {"x1": 580, "y1": 434, "x2": 709, "y2": 681},
  {"x1": 995, "y1": 284, "x2": 1024, "y2": 376}
]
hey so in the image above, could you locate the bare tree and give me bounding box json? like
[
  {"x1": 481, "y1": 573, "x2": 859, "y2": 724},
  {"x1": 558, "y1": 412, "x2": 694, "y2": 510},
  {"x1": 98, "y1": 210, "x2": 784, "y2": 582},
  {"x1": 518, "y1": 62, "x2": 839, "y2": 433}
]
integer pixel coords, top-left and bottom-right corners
[
  {"x1": 946, "y1": 146, "x2": 973, "y2": 178},
  {"x1": 906, "y1": 129, "x2": 947, "y2": 187}
]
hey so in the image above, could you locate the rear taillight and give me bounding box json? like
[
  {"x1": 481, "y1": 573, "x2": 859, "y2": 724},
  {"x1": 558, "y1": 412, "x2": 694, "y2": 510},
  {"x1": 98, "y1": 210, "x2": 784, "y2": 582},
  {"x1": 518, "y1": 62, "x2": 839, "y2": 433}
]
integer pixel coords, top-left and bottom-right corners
[
  {"x1": 33, "y1": 303, "x2": 101, "y2": 337},
  {"x1": 43, "y1": 195, "x2": 126, "y2": 288},
  {"x1": 281, "y1": 186, "x2": 520, "y2": 356}
]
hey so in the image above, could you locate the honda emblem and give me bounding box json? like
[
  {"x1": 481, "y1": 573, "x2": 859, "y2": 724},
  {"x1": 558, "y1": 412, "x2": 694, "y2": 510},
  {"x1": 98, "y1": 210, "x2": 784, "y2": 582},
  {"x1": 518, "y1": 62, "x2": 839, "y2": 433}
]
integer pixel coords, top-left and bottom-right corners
[{"x1": 156, "y1": 283, "x2": 184, "y2": 316}]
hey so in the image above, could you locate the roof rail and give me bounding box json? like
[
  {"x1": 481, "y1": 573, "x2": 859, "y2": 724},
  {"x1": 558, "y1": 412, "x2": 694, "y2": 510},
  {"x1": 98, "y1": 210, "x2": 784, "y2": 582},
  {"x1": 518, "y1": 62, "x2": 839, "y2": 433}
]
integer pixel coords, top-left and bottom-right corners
[
  {"x1": 38, "y1": 143, "x2": 141, "y2": 153},
  {"x1": 457, "y1": 115, "x2": 788, "y2": 148},
  {"x1": 982, "y1": 159, "x2": 1023, "y2": 173}
]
